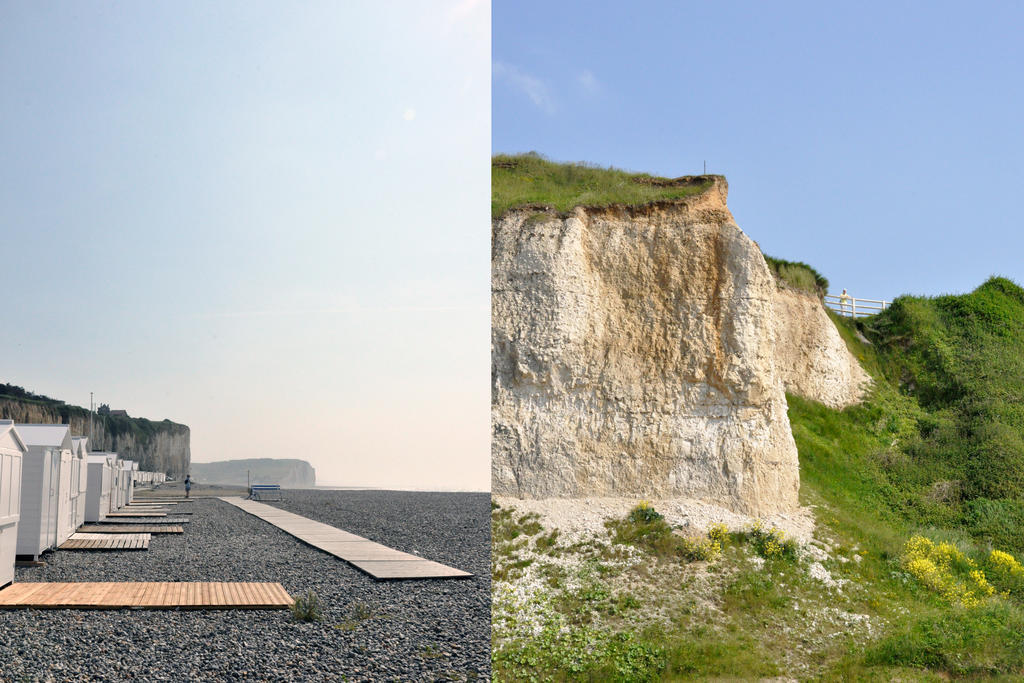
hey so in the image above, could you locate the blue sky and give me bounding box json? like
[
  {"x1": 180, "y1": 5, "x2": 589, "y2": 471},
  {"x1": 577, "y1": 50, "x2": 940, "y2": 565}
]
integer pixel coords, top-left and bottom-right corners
[
  {"x1": 1, "y1": 1, "x2": 490, "y2": 489},
  {"x1": 493, "y1": 1, "x2": 1024, "y2": 301}
]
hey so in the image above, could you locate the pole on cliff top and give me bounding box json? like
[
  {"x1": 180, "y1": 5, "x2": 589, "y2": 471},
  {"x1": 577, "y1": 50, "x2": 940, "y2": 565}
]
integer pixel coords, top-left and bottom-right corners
[{"x1": 703, "y1": 160, "x2": 706, "y2": 174}]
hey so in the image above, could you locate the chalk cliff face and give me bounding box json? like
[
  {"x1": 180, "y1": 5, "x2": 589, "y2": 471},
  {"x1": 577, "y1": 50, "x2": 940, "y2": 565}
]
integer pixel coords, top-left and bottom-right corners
[
  {"x1": 772, "y1": 287, "x2": 871, "y2": 409},
  {"x1": 492, "y1": 179, "x2": 801, "y2": 515},
  {"x1": 0, "y1": 397, "x2": 190, "y2": 476}
]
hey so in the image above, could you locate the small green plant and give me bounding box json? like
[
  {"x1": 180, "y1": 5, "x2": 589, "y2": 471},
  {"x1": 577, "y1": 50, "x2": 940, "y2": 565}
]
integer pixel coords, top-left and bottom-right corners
[
  {"x1": 421, "y1": 644, "x2": 447, "y2": 659},
  {"x1": 628, "y1": 501, "x2": 663, "y2": 524},
  {"x1": 333, "y1": 601, "x2": 381, "y2": 631},
  {"x1": 290, "y1": 589, "x2": 323, "y2": 623},
  {"x1": 534, "y1": 529, "x2": 560, "y2": 553}
]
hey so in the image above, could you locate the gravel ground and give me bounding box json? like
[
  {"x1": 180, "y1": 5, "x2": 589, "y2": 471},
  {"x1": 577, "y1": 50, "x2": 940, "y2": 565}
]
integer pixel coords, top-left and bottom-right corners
[
  {"x1": 0, "y1": 487, "x2": 490, "y2": 682},
  {"x1": 492, "y1": 495, "x2": 816, "y2": 544}
]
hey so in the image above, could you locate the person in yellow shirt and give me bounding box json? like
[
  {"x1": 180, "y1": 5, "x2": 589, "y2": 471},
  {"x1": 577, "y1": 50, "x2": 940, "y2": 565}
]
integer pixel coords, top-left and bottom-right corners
[{"x1": 839, "y1": 289, "x2": 851, "y2": 315}]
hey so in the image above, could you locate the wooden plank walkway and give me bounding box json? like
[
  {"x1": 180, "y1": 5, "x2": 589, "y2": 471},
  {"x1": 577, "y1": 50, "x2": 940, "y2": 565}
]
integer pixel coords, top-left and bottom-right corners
[
  {"x1": 128, "y1": 500, "x2": 187, "y2": 504},
  {"x1": 106, "y1": 511, "x2": 168, "y2": 518},
  {"x1": 79, "y1": 524, "x2": 184, "y2": 534},
  {"x1": 124, "y1": 507, "x2": 192, "y2": 515},
  {"x1": 59, "y1": 533, "x2": 151, "y2": 551},
  {"x1": 219, "y1": 497, "x2": 472, "y2": 580},
  {"x1": 97, "y1": 517, "x2": 190, "y2": 525},
  {"x1": 0, "y1": 582, "x2": 292, "y2": 609}
]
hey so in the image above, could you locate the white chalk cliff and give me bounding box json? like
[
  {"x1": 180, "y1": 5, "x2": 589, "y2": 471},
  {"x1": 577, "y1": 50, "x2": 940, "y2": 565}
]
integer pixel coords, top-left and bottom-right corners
[
  {"x1": 772, "y1": 286, "x2": 871, "y2": 410},
  {"x1": 492, "y1": 178, "x2": 867, "y2": 515}
]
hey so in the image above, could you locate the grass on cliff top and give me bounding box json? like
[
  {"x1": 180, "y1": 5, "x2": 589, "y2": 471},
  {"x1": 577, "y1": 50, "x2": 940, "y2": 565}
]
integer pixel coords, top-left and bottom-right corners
[
  {"x1": 492, "y1": 153, "x2": 714, "y2": 217},
  {"x1": 764, "y1": 255, "x2": 829, "y2": 296}
]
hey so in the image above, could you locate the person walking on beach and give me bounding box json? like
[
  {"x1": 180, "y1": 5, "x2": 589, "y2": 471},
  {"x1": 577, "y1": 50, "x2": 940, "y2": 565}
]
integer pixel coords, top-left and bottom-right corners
[{"x1": 184, "y1": 473, "x2": 192, "y2": 498}]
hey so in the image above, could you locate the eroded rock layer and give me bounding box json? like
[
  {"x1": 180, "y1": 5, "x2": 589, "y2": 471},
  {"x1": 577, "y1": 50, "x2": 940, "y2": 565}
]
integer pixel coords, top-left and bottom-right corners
[
  {"x1": 772, "y1": 287, "x2": 871, "y2": 409},
  {"x1": 491, "y1": 180, "x2": 801, "y2": 515}
]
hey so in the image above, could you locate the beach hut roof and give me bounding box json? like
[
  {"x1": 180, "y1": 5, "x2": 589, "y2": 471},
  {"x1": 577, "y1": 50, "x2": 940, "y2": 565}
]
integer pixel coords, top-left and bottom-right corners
[
  {"x1": 0, "y1": 419, "x2": 27, "y2": 452},
  {"x1": 71, "y1": 437, "x2": 89, "y2": 458},
  {"x1": 15, "y1": 424, "x2": 72, "y2": 450}
]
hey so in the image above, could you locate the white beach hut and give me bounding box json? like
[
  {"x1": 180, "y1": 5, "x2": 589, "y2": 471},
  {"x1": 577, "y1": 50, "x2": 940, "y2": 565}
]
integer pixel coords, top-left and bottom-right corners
[
  {"x1": 114, "y1": 460, "x2": 125, "y2": 510},
  {"x1": 109, "y1": 455, "x2": 129, "y2": 512},
  {"x1": 122, "y1": 460, "x2": 137, "y2": 504},
  {"x1": 0, "y1": 421, "x2": 27, "y2": 588},
  {"x1": 85, "y1": 453, "x2": 115, "y2": 522},
  {"x1": 15, "y1": 424, "x2": 74, "y2": 559},
  {"x1": 70, "y1": 437, "x2": 89, "y2": 529},
  {"x1": 92, "y1": 452, "x2": 123, "y2": 513}
]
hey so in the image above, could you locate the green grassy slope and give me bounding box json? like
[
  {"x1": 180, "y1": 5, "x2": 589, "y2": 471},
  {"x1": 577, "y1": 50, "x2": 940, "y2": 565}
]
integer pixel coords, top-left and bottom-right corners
[
  {"x1": 831, "y1": 277, "x2": 1024, "y2": 552},
  {"x1": 787, "y1": 279, "x2": 1024, "y2": 677}
]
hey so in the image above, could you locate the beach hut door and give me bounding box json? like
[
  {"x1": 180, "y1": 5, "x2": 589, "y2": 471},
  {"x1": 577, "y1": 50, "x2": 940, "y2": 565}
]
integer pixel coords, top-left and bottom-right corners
[{"x1": 49, "y1": 450, "x2": 59, "y2": 548}]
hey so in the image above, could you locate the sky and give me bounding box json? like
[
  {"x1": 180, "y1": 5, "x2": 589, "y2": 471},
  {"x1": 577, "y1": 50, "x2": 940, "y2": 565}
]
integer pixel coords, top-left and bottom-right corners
[
  {"x1": 0, "y1": 1, "x2": 490, "y2": 490},
  {"x1": 493, "y1": 1, "x2": 1024, "y2": 302}
]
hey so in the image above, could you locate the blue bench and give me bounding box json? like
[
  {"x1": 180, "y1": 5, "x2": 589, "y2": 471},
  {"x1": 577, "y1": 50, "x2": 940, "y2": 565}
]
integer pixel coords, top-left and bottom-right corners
[{"x1": 249, "y1": 484, "x2": 283, "y2": 501}]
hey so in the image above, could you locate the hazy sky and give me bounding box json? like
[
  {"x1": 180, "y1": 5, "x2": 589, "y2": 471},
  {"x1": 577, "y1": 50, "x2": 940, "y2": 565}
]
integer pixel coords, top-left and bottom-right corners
[
  {"x1": 494, "y1": 1, "x2": 1024, "y2": 302},
  {"x1": 1, "y1": 1, "x2": 490, "y2": 490}
]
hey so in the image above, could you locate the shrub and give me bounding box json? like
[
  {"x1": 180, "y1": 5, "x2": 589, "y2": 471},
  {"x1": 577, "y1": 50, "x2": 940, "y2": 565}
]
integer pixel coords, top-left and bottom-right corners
[
  {"x1": 964, "y1": 498, "x2": 1024, "y2": 555},
  {"x1": 741, "y1": 521, "x2": 798, "y2": 561},
  {"x1": 628, "y1": 501, "x2": 663, "y2": 524},
  {"x1": 984, "y1": 548, "x2": 1024, "y2": 598},
  {"x1": 900, "y1": 535, "x2": 994, "y2": 608}
]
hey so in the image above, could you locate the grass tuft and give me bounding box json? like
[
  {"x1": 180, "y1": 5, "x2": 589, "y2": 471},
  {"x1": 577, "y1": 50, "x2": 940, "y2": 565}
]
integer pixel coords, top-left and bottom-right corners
[{"x1": 290, "y1": 589, "x2": 323, "y2": 623}]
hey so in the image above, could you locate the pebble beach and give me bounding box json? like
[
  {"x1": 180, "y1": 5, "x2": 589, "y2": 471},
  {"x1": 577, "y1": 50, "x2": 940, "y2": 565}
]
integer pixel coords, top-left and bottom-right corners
[{"x1": 0, "y1": 487, "x2": 490, "y2": 682}]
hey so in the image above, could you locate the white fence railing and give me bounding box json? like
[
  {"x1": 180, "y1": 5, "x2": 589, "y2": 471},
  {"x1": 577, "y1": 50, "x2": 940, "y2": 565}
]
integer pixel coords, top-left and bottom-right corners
[{"x1": 824, "y1": 294, "x2": 890, "y2": 318}]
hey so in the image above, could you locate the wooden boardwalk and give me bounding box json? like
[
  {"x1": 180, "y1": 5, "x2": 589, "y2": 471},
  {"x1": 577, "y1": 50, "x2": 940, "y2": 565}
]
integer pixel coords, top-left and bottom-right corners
[
  {"x1": 59, "y1": 533, "x2": 151, "y2": 551},
  {"x1": 0, "y1": 582, "x2": 292, "y2": 609},
  {"x1": 79, "y1": 524, "x2": 184, "y2": 534},
  {"x1": 124, "y1": 507, "x2": 193, "y2": 515},
  {"x1": 106, "y1": 511, "x2": 168, "y2": 518},
  {"x1": 98, "y1": 517, "x2": 189, "y2": 525},
  {"x1": 127, "y1": 500, "x2": 185, "y2": 505},
  {"x1": 220, "y1": 497, "x2": 472, "y2": 580}
]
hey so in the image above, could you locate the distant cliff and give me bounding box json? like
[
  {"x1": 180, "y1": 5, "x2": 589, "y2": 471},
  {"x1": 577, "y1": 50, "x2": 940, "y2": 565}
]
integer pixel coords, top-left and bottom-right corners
[
  {"x1": 0, "y1": 385, "x2": 190, "y2": 476},
  {"x1": 191, "y1": 458, "x2": 316, "y2": 488}
]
